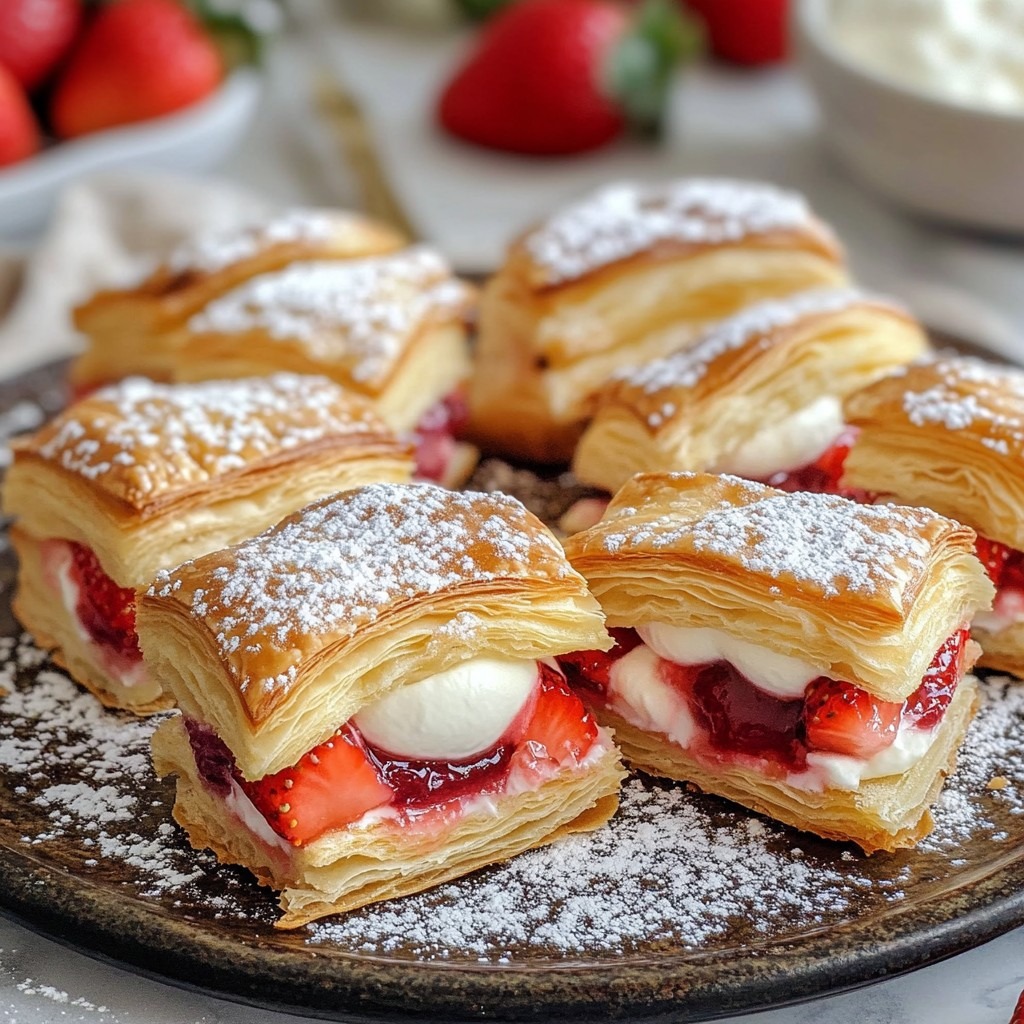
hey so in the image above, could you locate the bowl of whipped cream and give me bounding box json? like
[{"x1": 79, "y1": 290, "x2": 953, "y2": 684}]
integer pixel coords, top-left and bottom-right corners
[{"x1": 795, "y1": 0, "x2": 1024, "y2": 233}]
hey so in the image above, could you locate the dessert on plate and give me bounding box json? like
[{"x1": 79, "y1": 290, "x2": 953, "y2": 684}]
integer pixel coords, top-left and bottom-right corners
[
  {"x1": 72, "y1": 208, "x2": 405, "y2": 391},
  {"x1": 570, "y1": 287, "x2": 927, "y2": 499},
  {"x1": 468, "y1": 178, "x2": 848, "y2": 464},
  {"x1": 2, "y1": 374, "x2": 414, "y2": 713},
  {"x1": 139, "y1": 483, "x2": 624, "y2": 925},
  {"x1": 843, "y1": 357, "x2": 1024, "y2": 675},
  {"x1": 559, "y1": 472, "x2": 993, "y2": 853}
]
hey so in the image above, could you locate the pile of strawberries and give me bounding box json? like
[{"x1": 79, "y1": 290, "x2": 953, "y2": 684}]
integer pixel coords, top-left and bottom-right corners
[{"x1": 0, "y1": 0, "x2": 224, "y2": 168}]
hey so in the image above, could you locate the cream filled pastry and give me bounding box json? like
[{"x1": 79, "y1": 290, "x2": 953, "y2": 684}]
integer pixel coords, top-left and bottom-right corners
[
  {"x1": 560, "y1": 472, "x2": 993, "y2": 853},
  {"x1": 137, "y1": 483, "x2": 624, "y2": 926},
  {"x1": 468, "y1": 178, "x2": 848, "y2": 463},
  {"x1": 72, "y1": 208, "x2": 406, "y2": 390},
  {"x1": 2, "y1": 374, "x2": 414, "y2": 713},
  {"x1": 843, "y1": 357, "x2": 1024, "y2": 676},
  {"x1": 571, "y1": 287, "x2": 928, "y2": 497}
]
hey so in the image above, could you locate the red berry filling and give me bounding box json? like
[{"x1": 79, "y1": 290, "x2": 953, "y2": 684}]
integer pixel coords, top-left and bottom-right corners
[
  {"x1": 763, "y1": 427, "x2": 870, "y2": 499},
  {"x1": 412, "y1": 389, "x2": 469, "y2": 483},
  {"x1": 206, "y1": 661, "x2": 598, "y2": 847},
  {"x1": 67, "y1": 542, "x2": 141, "y2": 661},
  {"x1": 975, "y1": 535, "x2": 1024, "y2": 592},
  {"x1": 561, "y1": 628, "x2": 968, "y2": 776}
]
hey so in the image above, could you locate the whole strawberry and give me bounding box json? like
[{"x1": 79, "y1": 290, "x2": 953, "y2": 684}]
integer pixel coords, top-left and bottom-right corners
[
  {"x1": 1012, "y1": 988, "x2": 1024, "y2": 1024},
  {"x1": 0, "y1": 0, "x2": 82, "y2": 91},
  {"x1": 0, "y1": 64, "x2": 40, "y2": 167},
  {"x1": 685, "y1": 0, "x2": 788, "y2": 65},
  {"x1": 51, "y1": 0, "x2": 223, "y2": 139},
  {"x1": 438, "y1": 0, "x2": 698, "y2": 157}
]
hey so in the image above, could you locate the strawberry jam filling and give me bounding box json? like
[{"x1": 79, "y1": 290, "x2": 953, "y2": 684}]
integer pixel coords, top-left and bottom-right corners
[
  {"x1": 411, "y1": 389, "x2": 469, "y2": 483},
  {"x1": 187, "y1": 662, "x2": 599, "y2": 847},
  {"x1": 762, "y1": 427, "x2": 871, "y2": 501},
  {"x1": 66, "y1": 542, "x2": 142, "y2": 662},
  {"x1": 560, "y1": 628, "x2": 967, "y2": 782},
  {"x1": 974, "y1": 535, "x2": 1024, "y2": 631}
]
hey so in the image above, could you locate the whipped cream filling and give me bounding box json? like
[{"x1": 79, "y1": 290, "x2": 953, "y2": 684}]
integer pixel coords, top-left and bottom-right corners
[
  {"x1": 607, "y1": 638, "x2": 938, "y2": 792},
  {"x1": 711, "y1": 395, "x2": 844, "y2": 479},
  {"x1": 353, "y1": 656, "x2": 538, "y2": 760},
  {"x1": 637, "y1": 622, "x2": 821, "y2": 699},
  {"x1": 42, "y1": 541, "x2": 148, "y2": 690},
  {"x1": 974, "y1": 587, "x2": 1024, "y2": 634}
]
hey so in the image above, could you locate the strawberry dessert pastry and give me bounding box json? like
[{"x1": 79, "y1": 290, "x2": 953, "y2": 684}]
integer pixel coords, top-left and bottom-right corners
[
  {"x1": 566, "y1": 288, "x2": 925, "y2": 520},
  {"x1": 560, "y1": 472, "x2": 993, "y2": 853},
  {"x1": 138, "y1": 483, "x2": 624, "y2": 925},
  {"x1": 843, "y1": 357, "x2": 1024, "y2": 677},
  {"x1": 2, "y1": 375, "x2": 414, "y2": 713}
]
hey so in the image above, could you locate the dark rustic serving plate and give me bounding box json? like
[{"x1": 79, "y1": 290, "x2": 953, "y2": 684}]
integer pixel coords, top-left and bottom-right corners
[{"x1": 0, "y1": 359, "x2": 1023, "y2": 1024}]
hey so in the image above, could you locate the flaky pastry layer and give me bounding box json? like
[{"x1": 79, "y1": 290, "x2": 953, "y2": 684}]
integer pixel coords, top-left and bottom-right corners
[
  {"x1": 563, "y1": 473, "x2": 993, "y2": 702},
  {"x1": 72, "y1": 209, "x2": 405, "y2": 387},
  {"x1": 594, "y1": 676, "x2": 979, "y2": 854},
  {"x1": 973, "y1": 621, "x2": 1024, "y2": 677},
  {"x1": 469, "y1": 243, "x2": 847, "y2": 464},
  {"x1": 843, "y1": 357, "x2": 1024, "y2": 551},
  {"x1": 4, "y1": 376, "x2": 413, "y2": 587},
  {"x1": 137, "y1": 483, "x2": 611, "y2": 780},
  {"x1": 573, "y1": 291, "x2": 926, "y2": 492},
  {"x1": 152, "y1": 715, "x2": 624, "y2": 927}
]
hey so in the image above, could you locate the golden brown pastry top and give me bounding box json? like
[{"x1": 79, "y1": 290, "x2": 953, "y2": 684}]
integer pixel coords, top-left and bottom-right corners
[
  {"x1": 146, "y1": 483, "x2": 587, "y2": 724},
  {"x1": 565, "y1": 472, "x2": 976, "y2": 623},
  {"x1": 845, "y1": 357, "x2": 1024, "y2": 463},
  {"x1": 508, "y1": 179, "x2": 843, "y2": 291},
  {"x1": 185, "y1": 246, "x2": 476, "y2": 389},
  {"x1": 593, "y1": 287, "x2": 911, "y2": 429},
  {"x1": 13, "y1": 374, "x2": 405, "y2": 512}
]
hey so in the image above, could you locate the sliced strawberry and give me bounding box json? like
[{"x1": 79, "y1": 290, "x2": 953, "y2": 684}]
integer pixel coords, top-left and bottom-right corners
[
  {"x1": 557, "y1": 627, "x2": 640, "y2": 694},
  {"x1": 68, "y1": 541, "x2": 141, "y2": 660},
  {"x1": 904, "y1": 629, "x2": 967, "y2": 730},
  {"x1": 802, "y1": 677, "x2": 902, "y2": 758},
  {"x1": 514, "y1": 662, "x2": 598, "y2": 774},
  {"x1": 767, "y1": 428, "x2": 859, "y2": 496},
  {"x1": 243, "y1": 725, "x2": 392, "y2": 847}
]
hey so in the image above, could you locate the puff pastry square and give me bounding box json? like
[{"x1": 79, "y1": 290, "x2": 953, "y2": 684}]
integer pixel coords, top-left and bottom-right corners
[
  {"x1": 468, "y1": 178, "x2": 848, "y2": 463},
  {"x1": 560, "y1": 472, "x2": 993, "y2": 853},
  {"x1": 572, "y1": 287, "x2": 928, "y2": 495},
  {"x1": 137, "y1": 483, "x2": 624, "y2": 925},
  {"x1": 3, "y1": 374, "x2": 413, "y2": 713},
  {"x1": 843, "y1": 357, "x2": 1024, "y2": 675},
  {"x1": 72, "y1": 208, "x2": 406, "y2": 389}
]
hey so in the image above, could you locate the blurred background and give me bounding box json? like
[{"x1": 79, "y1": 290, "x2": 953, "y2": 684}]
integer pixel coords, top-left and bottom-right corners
[{"x1": 0, "y1": 0, "x2": 1023, "y2": 371}]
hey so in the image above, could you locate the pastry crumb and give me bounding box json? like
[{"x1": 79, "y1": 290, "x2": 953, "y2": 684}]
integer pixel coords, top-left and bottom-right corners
[{"x1": 987, "y1": 776, "x2": 1010, "y2": 791}]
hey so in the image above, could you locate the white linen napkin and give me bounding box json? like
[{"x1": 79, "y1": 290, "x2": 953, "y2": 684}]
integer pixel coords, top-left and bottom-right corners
[{"x1": 0, "y1": 173, "x2": 277, "y2": 380}]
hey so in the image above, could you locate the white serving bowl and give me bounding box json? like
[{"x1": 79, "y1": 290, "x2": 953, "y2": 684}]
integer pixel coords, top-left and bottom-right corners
[
  {"x1": 794, "y1": 0, "x2": 1024, "y2": 234},
  {"x1": 0, "y1": 69, "x2": 261, "y2": 240}
]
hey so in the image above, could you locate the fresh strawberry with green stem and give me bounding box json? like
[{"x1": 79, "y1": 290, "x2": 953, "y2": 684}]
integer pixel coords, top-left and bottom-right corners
[
  {"x1": 802, "y1": 677, "x2": 902, "y2": 759},
  {"x1": 242, "y1": 725, "x2": 392, "y2": 847},
  {"x1": 0, "y1": 64, "x2": 39, "y2": 167},
  {"x1": 51, "y1": 0, "x2": 223, "y2": 140},
  {"x1": 0, "y1": 0, "x2": 82, "y2": 91},
  {"x1": 438, "y1": 0, "x2": 700, "y2": 156}
]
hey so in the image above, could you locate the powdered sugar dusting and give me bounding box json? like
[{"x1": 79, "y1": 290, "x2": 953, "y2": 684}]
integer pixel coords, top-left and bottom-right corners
[
  {"x1": 524, "y1": 179, "x2": 829, "y2": 287},
  {"x1": 148, "y1": 484, "x2": 568, "y2": 695},
  {"x1": 1, "y1": 631, "x2": 1023, "y2": 961},
  {"x1": 21, "y1": 374, "x2": 387, "y2": 506},
  {"x1": 602, "y1": 487, "x2": 940, "y2": 599},
  {"x1": 166, "y1": 209, "x2": 342, "y2": 276},
  {"x1": 610, "y1": 287, "x2": 881, "y2": 413},
  {"x1": 898, "y1": 359, "x2": 1024, "y2": 455},
  {"x1": 188, "y1": 247, "x2": 473, "y2": 386}
]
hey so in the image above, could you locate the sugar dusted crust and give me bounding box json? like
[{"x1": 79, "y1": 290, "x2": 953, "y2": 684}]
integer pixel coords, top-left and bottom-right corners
[
  {"x1": 514, "y1": 179, "x2": 842, "y2": 289},
  {"x1": 8, "y1": 374, "x2": 404, "y2": 512},
  {"x1": 186, "y1": 247, "x2": 476, "y2": 391}
]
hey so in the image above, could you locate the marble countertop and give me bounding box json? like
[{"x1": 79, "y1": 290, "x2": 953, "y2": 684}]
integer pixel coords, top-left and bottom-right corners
[{"x1": 2, "y1": 15, "x2": 1024, "y2": 1024}]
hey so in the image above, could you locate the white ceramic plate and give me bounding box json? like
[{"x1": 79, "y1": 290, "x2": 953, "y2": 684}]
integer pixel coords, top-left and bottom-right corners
[{"x1": 0, "y1": 69, "x2": 262, "y2": 240}]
